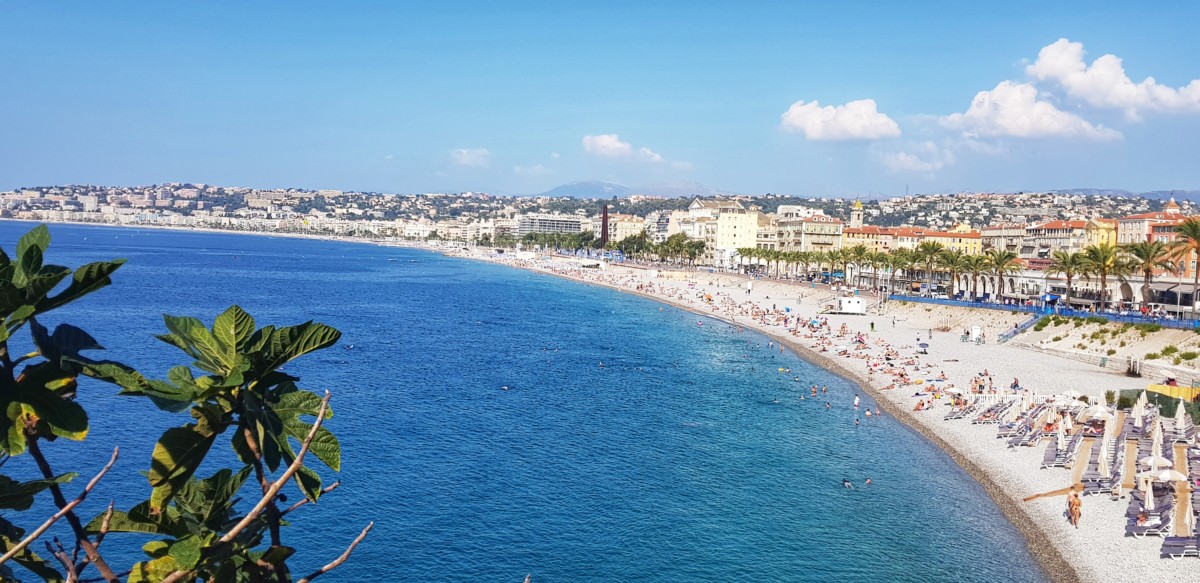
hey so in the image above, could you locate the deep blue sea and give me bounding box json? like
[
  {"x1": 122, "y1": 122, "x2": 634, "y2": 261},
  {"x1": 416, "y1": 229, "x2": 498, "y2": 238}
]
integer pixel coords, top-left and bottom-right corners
[{"x1": 2, "y1": 222, "x2": 1046, "y2": 582}]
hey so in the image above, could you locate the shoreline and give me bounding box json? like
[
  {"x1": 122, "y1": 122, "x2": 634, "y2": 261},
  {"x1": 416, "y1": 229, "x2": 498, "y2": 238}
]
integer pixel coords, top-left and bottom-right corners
[
  {"x1": 499, "y1": 260, "x2": 1080, "y2": 583},
  {"x1": 11, "y1": 218, "x2": 1182, "y2": 582}
]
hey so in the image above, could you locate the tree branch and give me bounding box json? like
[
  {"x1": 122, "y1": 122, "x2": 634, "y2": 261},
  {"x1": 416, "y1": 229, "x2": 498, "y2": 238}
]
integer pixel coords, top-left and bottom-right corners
[
  {"x1": 0, "y1": 448, "x2": 118, "y2": 567},
  {"x1": 43, "y1": 538, "x2": 77, "y2": 583},
  {"x1": 295, "y1": 522, "x2": 373, "y2": 583},
  {"x1": 25, "y1": 439, "x2": 120, "y2": 582},
  {"x1": 219, "y1": 392, "x2": 329, "y2": 544},
  {"x1": 280, "y1": 481, "x2": 340, "y2": 516},
  {"x1": 74, "y1": 501, "x2": 114, "y2": 574},
  {"x1": 161, "y1": 392, "x2": 331, "y2": 583}
]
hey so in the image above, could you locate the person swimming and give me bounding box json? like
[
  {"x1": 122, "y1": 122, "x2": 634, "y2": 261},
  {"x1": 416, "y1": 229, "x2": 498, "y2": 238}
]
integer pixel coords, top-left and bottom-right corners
[{"x1": 842, "y1": 479, "x2": 853, "y2": 489}]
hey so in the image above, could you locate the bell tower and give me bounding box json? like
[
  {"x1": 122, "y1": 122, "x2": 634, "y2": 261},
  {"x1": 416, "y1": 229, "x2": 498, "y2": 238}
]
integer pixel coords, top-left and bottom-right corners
[{"x1": 850, "y1": 198, "x2": 864, "y2": 229}]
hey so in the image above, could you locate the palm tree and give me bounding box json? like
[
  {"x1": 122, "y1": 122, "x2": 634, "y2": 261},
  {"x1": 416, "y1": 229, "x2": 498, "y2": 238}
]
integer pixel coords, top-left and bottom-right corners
[
  {"x1": 984, "y1": 248, "x2": 1021, "y2": 299},
  {"x1": 812, "y1": 250, "x2": 829, "y2": 282},
  {"x1": 1045, "y1": 250, "x2": 1088, "y2": 307},
  {"x1": 915, "y1": 241, "x2": 946, "y2": 295},
  {"x1": 865, "y1": 250, "x2": 888, "y2": 292},
  {"x1": 1123, "y1": 240, "x2": 1176, "y2": 307},
  {"x1": 795, "y1": 251, "x2": 813, "y2": 281},
  {"x1": 844, "y1": 244, "x2": 868, "y2": 289},
  {"x1": 891, "y1": 248, "x2": 919, "y2": 294},
  {"x1": 937, "y1": 249, "x2": 967, "y2": 298},
  {"x1": 1170, "y1": 218, "x2": 1200, "y2": 319},
  {"x1": 1080, "y1": 242, "x2": 1132, "y2": 311},
  {"x1": 736, "y1": 247, "x2": 758, "y2": 274},
  {"x1": 962, "y1": 254, "x2": 989, "y2": 300}
]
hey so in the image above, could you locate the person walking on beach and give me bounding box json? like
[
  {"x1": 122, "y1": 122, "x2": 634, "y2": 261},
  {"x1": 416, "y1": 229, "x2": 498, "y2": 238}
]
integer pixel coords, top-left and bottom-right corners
[{"x1": 1067, "y1": 491, "x2": 1082, "y2": 528}]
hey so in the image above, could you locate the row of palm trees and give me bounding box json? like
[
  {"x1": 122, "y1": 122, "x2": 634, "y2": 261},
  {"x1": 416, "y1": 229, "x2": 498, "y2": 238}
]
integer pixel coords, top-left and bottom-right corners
[
  {"x1": 1046, "y1": 219, "x2": 1200, "y2": 318},
  {"x1": 734, "y1": 242, "x2": 1022, "y2": 299},
  {"x1": 731, "y1": 215, "x2": 1200, "y2": 319}
]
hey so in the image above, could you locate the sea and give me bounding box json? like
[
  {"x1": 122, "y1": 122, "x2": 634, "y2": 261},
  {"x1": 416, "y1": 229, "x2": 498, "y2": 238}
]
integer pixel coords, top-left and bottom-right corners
[{"x1": 3, "y1": 221, "x2": 1046, "y2": 582}]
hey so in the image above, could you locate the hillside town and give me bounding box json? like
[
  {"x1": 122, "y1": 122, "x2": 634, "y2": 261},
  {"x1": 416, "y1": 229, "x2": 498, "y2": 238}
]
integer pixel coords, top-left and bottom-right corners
[{"x1": 4, "y1": 183, "x2": 1200, "y2": 316}]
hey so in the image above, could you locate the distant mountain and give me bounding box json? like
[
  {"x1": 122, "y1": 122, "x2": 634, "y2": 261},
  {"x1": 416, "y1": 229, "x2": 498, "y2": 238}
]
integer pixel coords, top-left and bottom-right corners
[
  {"x1": 534, "y1": 180, "x2": 719, "y2": 199},
  {"x1": 535, "y1": 181, "x2": 629, "y2": 198}
]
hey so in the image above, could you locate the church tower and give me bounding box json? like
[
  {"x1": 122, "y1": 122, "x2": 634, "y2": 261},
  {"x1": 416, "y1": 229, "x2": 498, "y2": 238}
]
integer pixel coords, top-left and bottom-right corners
[{"x1": 850, "y1": 198, "x2": 864, "y2": 229}]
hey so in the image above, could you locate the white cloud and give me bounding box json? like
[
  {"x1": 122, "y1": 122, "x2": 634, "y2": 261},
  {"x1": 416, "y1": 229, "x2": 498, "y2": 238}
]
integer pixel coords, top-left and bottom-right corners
[
  {"x1": 939, "y1": 81, "x2": 1121, "y2": 141},
  {"x1": 382, "y1": 154, "x2": 394, "y2": 161},
  {"x1": 582, "y1": 134, "x2": 691, "y2": 169},
  {"x1": 512, "y1": 164, "x2": 551, "y2": 176},
  {"x1": 1026, "y1": 38, "x2": 1200, "y2": 120},
  {"x1": 582, "y1": 134, "x2": 632, "y2": 157},
  {"x1": 879, "y1": 141, "x2": 956, "y2": 174},
  {"x1": 638, "y1": 147, "x2": 664, "y2": 163},
  {"x1": 550, "y1": 152, "x2": 561, "y2": 159},
  {"x1": 779, "y1": 98, "x2": 901, "y2": 140},
  {"x1": 449, "y1": 148, "x2": 490, "y2": 168}
]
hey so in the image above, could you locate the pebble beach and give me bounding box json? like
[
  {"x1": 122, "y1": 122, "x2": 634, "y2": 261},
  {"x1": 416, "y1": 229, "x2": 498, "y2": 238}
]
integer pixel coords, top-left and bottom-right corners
[{"x1": 474, "y1": 252, "x2": 1191, "y2": 583}]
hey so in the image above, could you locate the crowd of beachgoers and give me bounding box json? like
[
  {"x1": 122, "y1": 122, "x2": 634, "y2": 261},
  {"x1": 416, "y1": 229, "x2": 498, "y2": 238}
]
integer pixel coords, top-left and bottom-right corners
[{"x1": 470, "y1": 251, "x2": 1199, "y2": 583}]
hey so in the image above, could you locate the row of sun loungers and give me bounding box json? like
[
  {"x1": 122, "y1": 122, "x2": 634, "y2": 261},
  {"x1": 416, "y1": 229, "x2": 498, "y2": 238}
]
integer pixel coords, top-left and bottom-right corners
[{"x1": 1041, "y1": 433, "x2": 1085, "y2": 469}]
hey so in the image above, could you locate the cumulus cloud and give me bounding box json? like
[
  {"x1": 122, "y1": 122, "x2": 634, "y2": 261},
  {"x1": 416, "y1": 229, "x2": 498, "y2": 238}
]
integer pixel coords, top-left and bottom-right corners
[
  {"x1": 879, "y1": 141, "x2": 956, "y2": 174},
  {"x1": 1026, "y1": 38, "x2": 1200, "y2": 120},
  {"x1": 449, "y1": 148, "x2": 490, "y2": 168},
  {"x1": 779, "y1": 99, "x2": 901, "y2": 140},
  {"x1": 582, "y1": 134, "x2": 632, "y2": 157},
  {"x1": 638, "y1": 147, "x2": 664, "y2": 162},
  {"x1": 512, "y1": 164, "x2": 551, "y2": 176},
  {"x1": 939, "y1": 81, "x2": 1121, "y2": 141},
  {"x1": 582, "y1": 134, "x2": 691, "y2": 169}
]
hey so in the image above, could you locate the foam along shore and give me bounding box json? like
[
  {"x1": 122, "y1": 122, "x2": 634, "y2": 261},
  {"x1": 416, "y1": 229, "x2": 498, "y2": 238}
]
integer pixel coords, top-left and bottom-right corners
[{"x1": 465, "y1": 251, "x2": 1194, "y2": 583}]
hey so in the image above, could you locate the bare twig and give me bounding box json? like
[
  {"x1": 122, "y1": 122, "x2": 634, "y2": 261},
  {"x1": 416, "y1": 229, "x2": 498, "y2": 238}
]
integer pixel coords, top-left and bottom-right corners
[
  {"x1": 74, "y1": 501, "x2": 114, "y2": 574},
  {"x1": 218, "y1": 392, "x2": 329, "y2": 544},
  {"x1": 0, "y1": 448, "x2": 118, "y2": 566},
  {"x1": 25, "y1": 439, "x2": 119, "y2": 582},
  {"x1": 161, "y1": 392, "x2": 331, "y2": 583},
  {"x1": 280, "y1": 481, "x2": 340, "y2": 516},
  {"x1": 295, "y1": 522, "x2": 373, "y2": 583},
  {"x1": 43, "y1": 538, "x2": 77, "y2": 583}
]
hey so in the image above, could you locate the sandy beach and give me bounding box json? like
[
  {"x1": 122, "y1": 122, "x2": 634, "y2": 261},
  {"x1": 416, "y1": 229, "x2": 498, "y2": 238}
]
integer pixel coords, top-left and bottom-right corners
[{"x1": 464, "y1": 252, "x2": 1193, "y2": 583}]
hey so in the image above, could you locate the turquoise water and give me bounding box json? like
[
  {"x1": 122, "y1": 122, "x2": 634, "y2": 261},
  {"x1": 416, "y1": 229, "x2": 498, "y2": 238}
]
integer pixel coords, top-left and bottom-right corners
[{"x1": 3, "y1": 222, "x2": 1045, "y2": 582}]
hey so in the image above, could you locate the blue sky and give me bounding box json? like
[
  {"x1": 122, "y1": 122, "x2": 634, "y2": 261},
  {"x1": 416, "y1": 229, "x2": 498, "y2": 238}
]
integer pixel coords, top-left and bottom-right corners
[{"x1": 2, "y1": 1, "x2": 1199, "y2": 196}]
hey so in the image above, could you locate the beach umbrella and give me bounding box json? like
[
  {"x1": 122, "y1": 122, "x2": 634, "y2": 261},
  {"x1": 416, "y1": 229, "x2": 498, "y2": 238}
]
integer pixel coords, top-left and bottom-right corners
[
  {"x1": 1063, "y1": 414, "x2": 1074, "y2": 432},
  {"x1": 1139, "y1": 455, "x2": 1173, "y2": 468},
  {"x1": 1175, "y1": 397, "x2": 1189, "y2": 429},
  {"x1": 1137, "y1": 468, "x2": 1188, "y2": 483},
  {"x1": 1187, "y1": 493, "x2": 1196, "y2": 537},
  {"x1": 944, "y1": 387, "x2": 964, "y2": 395},
  {"x1": 1062, "y1": 389, "x2": 1084, "y2": 399},
  {"x1": 1141, "y1": 475, "x2": 1156, "y2": 511},
  {"x1": 1083, "y1": 406, "x2": 1114, "y2": 423},
  {"x1": 1059, "y1": 399, "x2": 1087, "y2": 409},
  {"x1": 1056, "y1": 419, "x2": 1066, "y2": 451},
  {"x1": 1151, "y1": 419, "x2": 1164, "y2": 458},
  {"x1": 1098, "y1": 438, "x2": 1111, "y2": 479}
]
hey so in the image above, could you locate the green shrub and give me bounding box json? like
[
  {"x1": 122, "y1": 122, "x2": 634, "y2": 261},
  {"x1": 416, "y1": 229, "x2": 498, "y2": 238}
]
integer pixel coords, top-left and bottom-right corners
[
  {"x1": 1175, "y1": 357, "x2": 1183, "y2": 365},
  {"x1": 1105, "y1": 390, "x2": 1117, "y2": 405},
  {"x1": 1117, "y1": 395, "x2": 1132, "y2": 409},
  {"x1": 1107, "y1": 348, "x2": 1117, "y2": 356},
  {"x1": 1181, "y1": 351, "x2": 1199, "y2": 361},
  {"x1": 1079, "y1": 395, "x2": 1090, "y2": 404},
  {"x1": 1074, "y1": 320, "x2": 1084, "y2": 327},
  {"x1": 1052, "y1": 335, "x2": 1062, "y2": 342},
  {"x1": 1135, "y1": 323, "x2": 1163, "y2": 333},
  {"x1": 1146, "y1": 352, "x2": 1161, "y2": 360},
  {"x1": 1162, "y1": 344, "x2": 1180, "y2": 356},
  {"x1": 1120, "y1": 340, "x2": 1127, "y2": 347},
  {"x1": 1087, "y1": 316, "x2": 1107, "y2": 325}
]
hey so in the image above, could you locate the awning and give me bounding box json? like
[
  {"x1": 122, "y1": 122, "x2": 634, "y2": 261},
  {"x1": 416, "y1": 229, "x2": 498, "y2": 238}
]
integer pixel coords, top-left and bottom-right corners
[
  {"x1": 1066, "y1": 297, "x2": 1095, "y2": 305},
  {"x1": 1151, "y1": 282, "x2": 1200, "y2": 294},
  {"x1": 1043, "y1": 293, "x2": 1061, "y2": 301}
]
